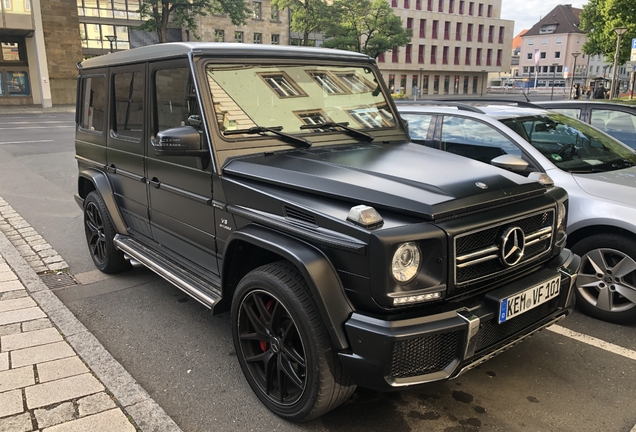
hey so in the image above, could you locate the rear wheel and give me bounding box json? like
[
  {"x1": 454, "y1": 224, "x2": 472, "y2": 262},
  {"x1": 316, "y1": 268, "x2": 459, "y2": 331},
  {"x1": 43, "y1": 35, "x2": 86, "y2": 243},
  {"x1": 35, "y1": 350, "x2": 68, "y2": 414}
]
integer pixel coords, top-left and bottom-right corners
[
  {"x1": 231, "y1": 261, "x2": 355, "y2": 421},
  {"x1": 571, "y1": 234, "x2": 636, "y2": 324},
  {"x1": 83, "y1": 191, "x2": 129, "y2": 274}
]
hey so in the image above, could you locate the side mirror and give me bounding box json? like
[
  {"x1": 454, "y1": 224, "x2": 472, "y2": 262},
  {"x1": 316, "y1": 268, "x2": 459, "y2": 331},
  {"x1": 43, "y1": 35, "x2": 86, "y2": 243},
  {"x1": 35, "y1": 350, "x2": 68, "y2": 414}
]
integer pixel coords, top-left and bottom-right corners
[
  {"x1": 491, "y1": 154, "x2": 529, "y2": 172},
  {"x1": 152, "y1": 126, "x2": 208, "y2": 157}
]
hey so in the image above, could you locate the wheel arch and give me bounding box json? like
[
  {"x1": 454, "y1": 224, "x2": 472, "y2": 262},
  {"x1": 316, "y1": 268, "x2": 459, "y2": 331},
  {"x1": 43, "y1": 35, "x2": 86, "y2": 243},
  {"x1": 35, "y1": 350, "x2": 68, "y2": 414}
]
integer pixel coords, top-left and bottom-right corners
[
  {"x1": 221, "y1": 224, "x2": 354, "y2": 350},
  {"x1": 567, "y1": 223, "x2": 636, "y2": 249},
  {"x1": 77, "y1": 168, "x2": 128, "y2": 235}
]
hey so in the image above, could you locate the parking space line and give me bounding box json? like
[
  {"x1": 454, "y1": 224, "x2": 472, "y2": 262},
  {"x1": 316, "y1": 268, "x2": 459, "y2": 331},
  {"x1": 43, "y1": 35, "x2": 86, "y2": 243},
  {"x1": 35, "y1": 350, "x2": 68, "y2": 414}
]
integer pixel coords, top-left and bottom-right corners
[
  {"x1": 0, "y1": 126, "x2": 74, "y2": 130},
  {"x1": 0, "y1": 140, "x2": 54, "y2": 145},
  {"x1": 547, "y1": 324, "x2": 636, "y2": 361}
]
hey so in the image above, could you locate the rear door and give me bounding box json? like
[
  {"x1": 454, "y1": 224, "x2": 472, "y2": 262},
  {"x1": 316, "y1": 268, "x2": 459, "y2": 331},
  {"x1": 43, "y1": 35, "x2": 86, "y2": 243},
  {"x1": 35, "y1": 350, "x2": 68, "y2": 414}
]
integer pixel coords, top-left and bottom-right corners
[
  {"x1": 145, "y1": 60, "x2": 218, "y2": 274},
  {"x1": 107, "y1": 65, "x2": 150, "y2": 238}
]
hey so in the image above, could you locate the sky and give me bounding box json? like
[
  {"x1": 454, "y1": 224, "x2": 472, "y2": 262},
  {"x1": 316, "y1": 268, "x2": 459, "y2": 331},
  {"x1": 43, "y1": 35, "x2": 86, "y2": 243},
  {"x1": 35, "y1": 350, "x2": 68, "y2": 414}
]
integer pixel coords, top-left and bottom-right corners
[{"x1": 501, "y1": 0, "x2": 586, "y2": 36}]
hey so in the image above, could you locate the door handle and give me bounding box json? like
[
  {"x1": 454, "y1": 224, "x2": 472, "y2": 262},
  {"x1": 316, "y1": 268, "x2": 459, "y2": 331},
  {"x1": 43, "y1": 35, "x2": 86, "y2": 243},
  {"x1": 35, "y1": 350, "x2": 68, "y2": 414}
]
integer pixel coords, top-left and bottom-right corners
[
  {"x1": 149, "y1": 177, "x2": 161, "y2": 189},
  {"x1": 106, "y1": 164, "x2": 116, "y2": 174}
]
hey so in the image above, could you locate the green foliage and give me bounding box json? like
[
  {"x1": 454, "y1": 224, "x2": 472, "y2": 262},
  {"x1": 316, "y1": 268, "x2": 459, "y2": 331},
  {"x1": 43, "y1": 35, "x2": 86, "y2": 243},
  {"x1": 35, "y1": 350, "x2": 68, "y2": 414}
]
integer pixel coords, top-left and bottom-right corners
[
  {"x1": 321, "y1": 0, "x2": 412, "y2": 58},
  {"x1": 271, "y1": 0, "x2": 331, "y2": 45},
  {"x1": 138, "y1": 0, "x2": 250, "y2": 43},
  {"x1": 580, "y1": 0, "x2": 636, "y2": 64}
]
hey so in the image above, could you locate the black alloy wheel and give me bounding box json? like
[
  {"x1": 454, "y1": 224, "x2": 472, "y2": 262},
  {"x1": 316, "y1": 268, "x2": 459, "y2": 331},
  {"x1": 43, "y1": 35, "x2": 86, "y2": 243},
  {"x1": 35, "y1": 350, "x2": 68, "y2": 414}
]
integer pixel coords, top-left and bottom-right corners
[
  {"x1": 83, "y1": 191, "x2": 129, "y2": 274},
  {"x1": 231, "y1": 261, "x2": 355, "y2": 421}
]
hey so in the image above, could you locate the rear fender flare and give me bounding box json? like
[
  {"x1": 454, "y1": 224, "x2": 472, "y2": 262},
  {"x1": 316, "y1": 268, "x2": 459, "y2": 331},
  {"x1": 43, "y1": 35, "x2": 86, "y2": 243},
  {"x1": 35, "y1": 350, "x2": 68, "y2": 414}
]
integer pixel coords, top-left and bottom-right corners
[
  {"x1": 78, "y1": 168, "x2": 128, "y2": 235},
  {"x1": 223, "y1": 224, "x2": 354, "y2": 350}
]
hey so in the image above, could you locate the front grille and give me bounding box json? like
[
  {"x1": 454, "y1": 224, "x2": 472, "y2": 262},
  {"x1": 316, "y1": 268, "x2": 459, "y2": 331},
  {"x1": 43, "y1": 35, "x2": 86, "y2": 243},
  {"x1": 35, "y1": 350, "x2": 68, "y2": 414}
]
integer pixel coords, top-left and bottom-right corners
[
  {"x1": 455, "y1": 210, "x2": 554, "y2": 287},
  {"x1": 389, "y1": 331, "x2": 461, "y2": 379},
  {"x1": 475, "y1": 299, "x2": 557, "y2": 352}
]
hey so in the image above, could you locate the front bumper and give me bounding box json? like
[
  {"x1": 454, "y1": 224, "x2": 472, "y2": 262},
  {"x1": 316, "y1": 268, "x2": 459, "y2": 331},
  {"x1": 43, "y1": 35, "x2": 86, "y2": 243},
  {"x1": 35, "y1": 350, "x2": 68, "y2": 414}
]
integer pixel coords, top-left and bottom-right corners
[{"x1": 338, "y1": 248, "x2": 580, "y2": 391}]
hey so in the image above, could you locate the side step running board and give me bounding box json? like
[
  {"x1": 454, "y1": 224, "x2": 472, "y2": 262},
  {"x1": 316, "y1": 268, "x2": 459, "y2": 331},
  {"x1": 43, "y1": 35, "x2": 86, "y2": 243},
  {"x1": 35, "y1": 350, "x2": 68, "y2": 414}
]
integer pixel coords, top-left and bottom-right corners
[{"x1": 114, "y1": 235, "x2": 222, "y2": 309}]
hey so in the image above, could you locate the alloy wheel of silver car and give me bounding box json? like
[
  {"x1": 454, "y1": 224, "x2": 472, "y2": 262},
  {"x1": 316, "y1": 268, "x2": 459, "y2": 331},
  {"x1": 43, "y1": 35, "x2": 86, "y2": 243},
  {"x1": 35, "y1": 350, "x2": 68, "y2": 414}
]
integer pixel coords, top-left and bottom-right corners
[{"x1": 575, "y1": 247, "x2": 636, "y2": 321}]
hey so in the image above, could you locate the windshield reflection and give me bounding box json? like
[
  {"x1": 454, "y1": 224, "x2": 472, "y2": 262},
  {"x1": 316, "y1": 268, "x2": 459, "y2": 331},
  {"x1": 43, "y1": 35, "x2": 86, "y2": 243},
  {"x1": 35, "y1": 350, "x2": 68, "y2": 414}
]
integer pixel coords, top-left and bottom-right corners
[{"x1": 501, "y1": 113, "x2": 636, "y2": 173}]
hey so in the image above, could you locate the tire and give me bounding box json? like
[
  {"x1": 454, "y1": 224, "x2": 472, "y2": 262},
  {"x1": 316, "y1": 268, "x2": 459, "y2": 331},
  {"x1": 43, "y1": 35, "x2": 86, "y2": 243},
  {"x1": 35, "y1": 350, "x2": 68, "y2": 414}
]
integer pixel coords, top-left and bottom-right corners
[
  {"x1": 571, "y1": 234, "x2": 636, "y2": 324},
  {"x1": 83, "y1": 191, "x2": 130, "y2": 274},
  {"x1": 231, "y1": 261, "x2": 356, "y2": 421}
]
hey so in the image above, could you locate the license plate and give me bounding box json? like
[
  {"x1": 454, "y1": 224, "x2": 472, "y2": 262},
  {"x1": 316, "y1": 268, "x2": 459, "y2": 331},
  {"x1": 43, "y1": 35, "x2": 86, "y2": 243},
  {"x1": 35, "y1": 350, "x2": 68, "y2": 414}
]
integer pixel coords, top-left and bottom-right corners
[{"x1": 498, "y1": 275, "x2": 561, "y2": 323}]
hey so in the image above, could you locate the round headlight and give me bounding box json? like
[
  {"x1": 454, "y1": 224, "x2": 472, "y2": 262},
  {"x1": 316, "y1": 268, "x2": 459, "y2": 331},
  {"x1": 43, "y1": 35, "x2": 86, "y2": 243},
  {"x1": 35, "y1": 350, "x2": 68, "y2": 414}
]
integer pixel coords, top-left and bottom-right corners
[
  {"x1": 557, "y1": 201, "x2": 567, "y2": 229},
  {"x1": 392, "y1": 242, "x2": 421, "y2": 283}
]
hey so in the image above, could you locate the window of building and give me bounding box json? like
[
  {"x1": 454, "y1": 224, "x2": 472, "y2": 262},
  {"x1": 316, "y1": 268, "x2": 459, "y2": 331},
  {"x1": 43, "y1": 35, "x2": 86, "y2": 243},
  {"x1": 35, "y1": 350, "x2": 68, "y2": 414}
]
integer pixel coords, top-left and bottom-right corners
[
  {"x1": 459, "y1": 0, "x2": 464, "y2": 14},
  {"x1": 541, "y1": 37, "x2": 547, "y2": 45},
  {"x1": 378, "y1": 52, "x2": 385, "y2": 62},
  {"x1": 443, "y1": 75, "x2": 449, "y2": 93},
  {"x1": 527, "y1": 53, "x2": 532, "y2": 60},
  {"x1": 334, "y1": 72, "x2": 374, "y2": 93},
  {"x1": 214, "y1": 30, "x2": 224, "y2": 42},
  {"x1": 392, "y1": 0, "x2": 397, "y2": 7},
  {"x1": 467, "y1": 23, "x2": 472, "y2": 41},
  {"x1": 400, "y1": 74, "x2": 407, "y2": 92},
  {"x1": 235, "y1": 31, "x2": 243, "y2": 43},
  {"x1": 253, "y1": 33, "x2": 262, "y2": 44},
  {"x1": 4, "y1": 0, "x2": 11, "y2": 10},
  {"x1": 432, "y1": 20, "x2": 438, "y2": 39},
  {"x1": 465, "y1": 47, "x2": 471, "y2": 64},
  {"x1": 476, "y1": 47, "x2": 481, "y2": 66},
  {"x1": 487, "y1": 4, "x2": 492, "y2": 16},
  {"x1": 554, "y1": 51, "x2": 560, "y2": 59},
  {"x1": 416, "y1": 0, "x2": 421, "y2": 9},
  {"x1": 478, "y1": 24, "x2": 483, "y2": 42},
  {"x1": 392, "y1": 47, "x2": 399, "y2": 62},
  {"x1": 444, "y1": 21, "x2": 450, "y2": 39},
  {"x1": 463, "y1": 76, "x2": 469, "y2": 93},
  {"x1": 418, "y1": 45, "x2": 424, "y2": 63},
  {"x1": 404, "y1": 0, "x2": 409, "y2": 8},
  {"x1": 113, "y1": 71, "x2": 144, "y2": 140},
  {"x1": 308, "y1": 72, "x2": 345, "y2": 94},
  {"x1": 252, "y1": 2, "x2": 261, "y2": 19},
  {"x1": 422, "y1": 75, "x2": 429, "y2": 94},
  {"x1": 488, "y1": 25, "x2": 494, "y2": 43},
  {"x1": 25, "y1": 0, "x2": 30, "y2": 11},
  {"x1": 78, "y1": 76, "x2": 105, "y2": 130},
  {"x1": 294, "y1": 110, "x2": 328, "y2": 126},
  {"x1": 449, "y1": 0, "x2": 454, "y2": 12},
  {"x1": 259, "y1": 72, "x2": 306, "y2": 98},
  {"x1": 419, "y1": 19, "x2": 426, "y2": 38},
  {"x1": 407, "y1": 18, "x2": 413, "y2": 29},
  {"x1": 496, "y1": 49, "x2": 502, "y2": 66},
  {"x1": 498, "y1": 26, "x2": 504, "y2": 44},
  {"x1": 388, "y1": 74, "x2": 395, "y2": 92},
  {"x1": 427, "y1": 0, "x2": 432, "y2": 11},
  {"x1": 405, "y1": 44, "x2": 412, "y2": 63},
  {"x1": 523, "y1": 66, "x2": 528, "y2": 74},
  {"x1": 271, "y1": 4, "x2": 279, "y2": 20},
  {"x1": 433, "y1": 75, "x2": 439, "y2": 94},
  {"x1": 555, "y1": 36, "x2": 562, "y2": 44},
  {"x1": 454, "y1": 47, "x2": 460, "y2": 65},
  {"x1": 456, "y1": 22, "x2": 462, "y2": 41},
  {"x1": 486, "y1": 48, "x2": 492, "y2": 66},
  {"x1": 438, "y1": 0, "x2": 443, "y2": 12},
  {"x1": 540, "y1": 24, "x2": 556, "y2": 34},
  {"x1": 528, "y1": 38, "x2": 534, "y2": 45},
  {"x1": 468, "y1": 1, "x2": 473, "y2": 15},
  {"x1": 478, "y1": 2, "x2": 483, "y2": 16},
  {"x1": 430, "y1": 45, "x2": 437, "y2": 64},
  {"x1": 442, "y1": 46, "x2": 449, "y2": 64},
  {"x1": 0, "y1": 42, "x2": 22, "y2": 61},
  {"x1": 271, "y1": 34, "x2": 279, "y2": 45},
  {"x1": 540, "y1": 52, "x2": 546, "y2": 59}
]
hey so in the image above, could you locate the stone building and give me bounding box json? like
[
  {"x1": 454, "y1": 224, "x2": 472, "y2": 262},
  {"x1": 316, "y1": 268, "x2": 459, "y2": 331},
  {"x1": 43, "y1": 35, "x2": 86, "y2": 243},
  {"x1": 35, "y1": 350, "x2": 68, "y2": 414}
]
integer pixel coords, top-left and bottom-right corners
[
  {"x1": 378, "y1": 0, "x2": 513, "y2": 96},
  {"x1": 0, "y1": 0, "x2": 82, "y2": 106}
]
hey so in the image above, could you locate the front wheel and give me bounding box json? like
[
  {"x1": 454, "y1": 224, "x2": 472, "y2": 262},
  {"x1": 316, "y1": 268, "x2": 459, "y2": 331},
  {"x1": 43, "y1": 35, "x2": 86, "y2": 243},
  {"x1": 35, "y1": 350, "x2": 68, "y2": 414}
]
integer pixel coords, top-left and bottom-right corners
[
  {"x1": 231, "y1": 261, "x2": 355, "y2": 421},
  {"x1": 571, "y1": 234, "x2": 636, "y2": 324}
]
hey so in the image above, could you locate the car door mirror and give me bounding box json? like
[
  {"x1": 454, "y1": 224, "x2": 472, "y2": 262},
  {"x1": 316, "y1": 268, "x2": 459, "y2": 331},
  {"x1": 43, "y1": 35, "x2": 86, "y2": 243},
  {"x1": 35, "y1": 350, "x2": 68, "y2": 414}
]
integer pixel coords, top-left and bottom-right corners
[
  {"x1": 152, "y1": 126, "x2": 208, "y2": 157},
  {"x1": 491, "y1": 154, "x2": 529, "y2": 172}
]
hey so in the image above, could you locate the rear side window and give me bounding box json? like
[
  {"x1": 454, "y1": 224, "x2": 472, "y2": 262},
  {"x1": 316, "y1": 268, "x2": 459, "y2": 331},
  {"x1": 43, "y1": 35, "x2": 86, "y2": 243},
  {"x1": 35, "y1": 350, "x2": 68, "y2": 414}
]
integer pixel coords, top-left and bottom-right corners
[
  {"x1": 550, "y1": 108, "x2": 581, "y2": 120},
  {"x1": 113, "y1": 71, "x2": 144, "y2": 140},
  {"x1": 590, "y1": 109, "x2": 636, "y2": 149},
  {"x1": 79, "y1": 75, "x2": 106, "y2": 133}
]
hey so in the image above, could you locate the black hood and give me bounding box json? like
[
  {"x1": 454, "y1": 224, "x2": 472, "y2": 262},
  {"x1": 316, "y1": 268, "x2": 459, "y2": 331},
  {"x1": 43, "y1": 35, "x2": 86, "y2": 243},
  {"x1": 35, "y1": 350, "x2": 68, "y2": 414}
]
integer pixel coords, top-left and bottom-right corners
[{"x1": 222, "y1": 142, "x2": 545, "y2": 220}]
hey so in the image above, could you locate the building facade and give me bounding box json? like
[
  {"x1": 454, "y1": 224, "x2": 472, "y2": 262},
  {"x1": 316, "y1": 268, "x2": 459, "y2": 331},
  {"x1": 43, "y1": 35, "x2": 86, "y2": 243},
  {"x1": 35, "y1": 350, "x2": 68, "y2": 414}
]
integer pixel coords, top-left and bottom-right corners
[
  {"x1": 1, "y1": 0, "x2": 82, "y2": 106},
  {"x1": 377, "y1": 0, "x2": 513, "y2": 96}
]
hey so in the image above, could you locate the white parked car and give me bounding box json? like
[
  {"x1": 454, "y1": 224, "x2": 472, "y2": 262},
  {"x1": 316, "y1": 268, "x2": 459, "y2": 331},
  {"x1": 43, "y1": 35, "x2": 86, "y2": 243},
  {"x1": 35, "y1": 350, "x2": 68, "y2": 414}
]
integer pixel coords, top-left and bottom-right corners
[{"x1": 398, "y1": 101, "x2": 636, "y2": 323}]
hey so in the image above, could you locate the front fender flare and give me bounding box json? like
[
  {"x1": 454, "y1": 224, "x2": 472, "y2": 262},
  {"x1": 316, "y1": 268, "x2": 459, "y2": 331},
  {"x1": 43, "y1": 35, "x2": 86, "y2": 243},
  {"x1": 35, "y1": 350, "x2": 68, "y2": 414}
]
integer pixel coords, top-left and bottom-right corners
[
  {"x1": 224, "y1": 225, "x2": 354, "y2": 350},
  {"x1": 78, "y1": 168, "x2": 128, "y2": 235}
]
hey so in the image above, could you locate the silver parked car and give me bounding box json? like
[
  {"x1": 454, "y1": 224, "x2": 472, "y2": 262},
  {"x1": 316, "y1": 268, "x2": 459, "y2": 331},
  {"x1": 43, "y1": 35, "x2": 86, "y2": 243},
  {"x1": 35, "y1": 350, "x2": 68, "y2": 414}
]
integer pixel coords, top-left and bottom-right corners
[{"x1": 398, "y1": 101, "x2": 636, "y2": 323}]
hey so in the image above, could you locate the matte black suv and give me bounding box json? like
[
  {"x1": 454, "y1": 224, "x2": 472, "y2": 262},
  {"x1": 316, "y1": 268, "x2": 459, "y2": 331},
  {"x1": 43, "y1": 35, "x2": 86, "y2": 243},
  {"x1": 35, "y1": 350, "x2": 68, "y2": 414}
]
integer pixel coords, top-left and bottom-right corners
[{"x1": 74, "y1": 42, "x2": 579, "y2": 421}]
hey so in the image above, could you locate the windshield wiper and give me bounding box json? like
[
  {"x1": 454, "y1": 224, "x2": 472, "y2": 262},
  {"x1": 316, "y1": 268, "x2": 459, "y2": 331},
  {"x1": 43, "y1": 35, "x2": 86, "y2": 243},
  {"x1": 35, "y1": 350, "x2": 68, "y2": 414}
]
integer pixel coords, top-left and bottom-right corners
[
  {"x1": 300, "y1": 122, "x2": 374, "y2": 142},
  {"x1": 223, "y1": 126, "x2": 312, "y2": 148}
]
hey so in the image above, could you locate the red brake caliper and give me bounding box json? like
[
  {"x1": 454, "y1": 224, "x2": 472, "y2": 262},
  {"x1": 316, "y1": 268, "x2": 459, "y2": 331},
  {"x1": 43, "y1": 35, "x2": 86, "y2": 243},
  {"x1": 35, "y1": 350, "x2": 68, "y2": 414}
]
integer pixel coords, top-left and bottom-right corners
[{"x1": 259, "y1": 299, "x2": 275, "y2": 352}]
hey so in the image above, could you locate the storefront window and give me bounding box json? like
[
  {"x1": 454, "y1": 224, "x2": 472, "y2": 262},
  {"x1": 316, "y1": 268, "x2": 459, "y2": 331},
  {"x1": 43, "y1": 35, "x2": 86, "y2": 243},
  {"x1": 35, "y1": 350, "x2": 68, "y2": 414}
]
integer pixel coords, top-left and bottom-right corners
[
  {"x1": 6, "y1": 71, "x2": 30, "y2": 96},
  {"x1": 0, "y1": 73, "x2": 4, "y2": 96},
  {"x1": 1, "y1": 42, "x2": 21, "y2": 61}
]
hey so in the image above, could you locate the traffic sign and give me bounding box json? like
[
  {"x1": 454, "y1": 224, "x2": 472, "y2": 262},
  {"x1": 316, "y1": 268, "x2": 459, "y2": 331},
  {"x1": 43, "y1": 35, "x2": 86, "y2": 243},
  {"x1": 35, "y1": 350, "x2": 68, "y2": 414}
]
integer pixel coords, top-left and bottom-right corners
[{"x1": 632, "y1": 38, "x2": 636, "y2": 62}]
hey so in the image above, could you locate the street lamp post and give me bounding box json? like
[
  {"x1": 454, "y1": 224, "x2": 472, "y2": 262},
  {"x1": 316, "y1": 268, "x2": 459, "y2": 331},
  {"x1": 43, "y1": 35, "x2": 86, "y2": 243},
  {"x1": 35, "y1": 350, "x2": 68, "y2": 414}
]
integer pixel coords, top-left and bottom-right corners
[
  {"x1": 569, "y1": 52, "x2": 580, "y2": 99},
  {"x1": 611, "y1": 27, "x2": 628, "y2": 99},
  {"x1": 481, "y1": 70, "x2": 486, "y2": 96},
  {"x1": 105, "y1": 35, "x2": 117, "y2": 53},
  {"x1": 550, "y1": 63, "x2": 558, "y2": 100}
]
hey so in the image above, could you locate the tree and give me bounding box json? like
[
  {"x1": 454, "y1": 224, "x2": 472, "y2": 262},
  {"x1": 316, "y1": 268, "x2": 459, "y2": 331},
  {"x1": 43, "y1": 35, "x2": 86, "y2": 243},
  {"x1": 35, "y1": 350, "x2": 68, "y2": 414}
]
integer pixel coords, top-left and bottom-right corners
[
  {"x1": 271, "y1": 0, "x2": 331, "y2": 46},
  {"x1": 579, "y1": 0, "x2": 635, "y2": 64},
  {"x1": 138, "y1": 0, "x2": 251, "y2": 43},
  {"x1": 321, "y1": 0, "x2": 412, "y2": 59}
]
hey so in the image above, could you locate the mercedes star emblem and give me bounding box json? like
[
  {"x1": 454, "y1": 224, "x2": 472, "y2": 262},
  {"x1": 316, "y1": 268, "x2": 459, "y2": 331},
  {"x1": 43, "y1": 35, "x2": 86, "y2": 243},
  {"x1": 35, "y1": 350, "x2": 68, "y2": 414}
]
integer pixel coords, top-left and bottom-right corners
[{"x1": 499, "y1": 226, "x2": 525, "y2": 267}]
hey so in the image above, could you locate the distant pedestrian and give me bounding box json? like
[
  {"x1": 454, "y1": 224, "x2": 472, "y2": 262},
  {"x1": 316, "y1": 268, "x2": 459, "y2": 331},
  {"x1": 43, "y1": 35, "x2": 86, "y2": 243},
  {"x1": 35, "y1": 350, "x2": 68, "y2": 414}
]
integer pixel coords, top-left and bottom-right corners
[
  {"x1": 573, "y1": 83, "x2": 581, "y2": 100},
  {"x1": 585, "y1": 87, "x2": 591, "y2": 99},
  {"x1": 593, "y1": 84, "x2": 605, "y2": 99}
]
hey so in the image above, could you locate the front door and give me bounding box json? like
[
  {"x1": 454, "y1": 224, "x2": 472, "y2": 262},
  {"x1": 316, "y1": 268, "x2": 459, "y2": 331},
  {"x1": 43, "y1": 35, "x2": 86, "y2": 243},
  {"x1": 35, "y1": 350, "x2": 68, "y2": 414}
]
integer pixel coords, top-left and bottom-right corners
[{"x1": 145, "y1": 61, "x2": 218, "y2": 274}]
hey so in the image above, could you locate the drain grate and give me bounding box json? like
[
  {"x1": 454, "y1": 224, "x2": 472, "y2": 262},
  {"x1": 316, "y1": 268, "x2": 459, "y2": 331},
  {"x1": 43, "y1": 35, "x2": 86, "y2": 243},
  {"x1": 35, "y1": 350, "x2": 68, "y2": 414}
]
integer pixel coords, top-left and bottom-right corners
[{"x1": 40, "y1": 273, "x2": 78, "y2": 290}]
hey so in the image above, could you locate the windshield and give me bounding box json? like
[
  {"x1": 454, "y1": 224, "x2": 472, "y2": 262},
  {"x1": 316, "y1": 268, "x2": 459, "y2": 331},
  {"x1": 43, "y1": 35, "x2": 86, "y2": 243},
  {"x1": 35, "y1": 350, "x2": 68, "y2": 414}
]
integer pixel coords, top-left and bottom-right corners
[
  {"x1": 205, "y1": 63, "x2": 396, "y2": 140},
  {"x1": 500, "y1": 113, "x2": 636, "y2": 173}
]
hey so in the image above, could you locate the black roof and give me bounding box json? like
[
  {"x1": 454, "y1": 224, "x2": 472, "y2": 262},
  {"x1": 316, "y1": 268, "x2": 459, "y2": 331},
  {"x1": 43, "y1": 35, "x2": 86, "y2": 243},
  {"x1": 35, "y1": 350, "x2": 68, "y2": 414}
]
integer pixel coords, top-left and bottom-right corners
[
  {"x1": 78, "y1": 42, "x2": 374, "y2": 69},
  {"x1": 524, "y1": 4, "x2": 585, "y2": 37}
]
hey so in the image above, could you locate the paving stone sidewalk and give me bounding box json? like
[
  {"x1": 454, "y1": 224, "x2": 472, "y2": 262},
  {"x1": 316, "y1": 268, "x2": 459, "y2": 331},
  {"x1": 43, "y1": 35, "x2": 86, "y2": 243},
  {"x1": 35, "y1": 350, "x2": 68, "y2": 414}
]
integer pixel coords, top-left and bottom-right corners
[{"x1": 0, "y1": 197, "x2": 182, "y2": 432}]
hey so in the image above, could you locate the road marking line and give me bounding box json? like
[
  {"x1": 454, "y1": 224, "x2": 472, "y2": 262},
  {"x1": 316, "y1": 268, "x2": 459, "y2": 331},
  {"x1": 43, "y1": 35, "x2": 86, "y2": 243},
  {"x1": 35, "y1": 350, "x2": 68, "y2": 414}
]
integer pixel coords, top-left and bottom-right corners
[
  {"x1": 0, "y1": 121, "x2": 74, "y2": 124},
  {"x1": 0, "y1": 140, "x2": 54, "y2": 145},
  {"x1": 0, "y1": 126, "x2": 74, "y2": 130},
  {"x1": 547, "y1": 324, "x2": 636, "y2": 361}
]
